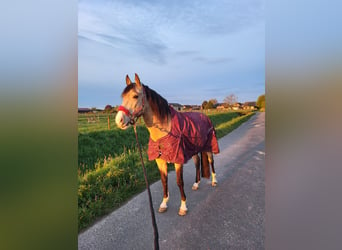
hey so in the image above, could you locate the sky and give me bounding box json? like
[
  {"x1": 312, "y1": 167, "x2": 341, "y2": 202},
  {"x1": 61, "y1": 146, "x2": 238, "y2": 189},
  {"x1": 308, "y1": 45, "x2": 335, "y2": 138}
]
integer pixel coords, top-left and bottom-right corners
[{"x1": 78, "y1": 0, "x2": 265, "y2": 109}]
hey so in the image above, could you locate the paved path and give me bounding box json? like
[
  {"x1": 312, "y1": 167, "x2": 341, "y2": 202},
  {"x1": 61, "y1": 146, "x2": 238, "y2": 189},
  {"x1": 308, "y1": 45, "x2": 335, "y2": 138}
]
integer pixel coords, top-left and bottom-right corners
[{"x1": 79, "y1": 112, "x2": 265, "y2": 250}]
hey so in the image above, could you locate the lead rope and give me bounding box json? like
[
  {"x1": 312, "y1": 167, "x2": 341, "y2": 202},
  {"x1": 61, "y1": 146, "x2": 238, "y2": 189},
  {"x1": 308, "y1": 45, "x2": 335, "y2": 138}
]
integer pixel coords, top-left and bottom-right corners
[{"x1": 133, "y1": 124, "x2": 159, "y2": 250}]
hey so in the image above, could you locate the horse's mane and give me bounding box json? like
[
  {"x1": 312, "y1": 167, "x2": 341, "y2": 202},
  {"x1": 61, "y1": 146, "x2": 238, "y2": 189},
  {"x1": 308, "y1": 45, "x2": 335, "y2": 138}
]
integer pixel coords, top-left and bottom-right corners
[
  {"x1": 143, "y1": 84, "x2": 170, "y2": 123},
  {"x1": 121, "y1": 83, "x2": 170, "y2": 122}
]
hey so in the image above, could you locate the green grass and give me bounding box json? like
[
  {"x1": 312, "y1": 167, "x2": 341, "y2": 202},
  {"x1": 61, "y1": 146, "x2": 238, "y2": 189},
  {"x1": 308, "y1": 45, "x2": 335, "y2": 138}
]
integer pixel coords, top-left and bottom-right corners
[
  {"x1": 78, "y1": 110, "x2": 255, "y2": 231},
  {"x1": 78, "y1": 126, "x2": 149, "y2": 175},
  {"x1": 78, "y1": 148, "x2": 160, "y2": 231},
  {"x1": 78, "y1": 113, "x2": 117, "y2": 133},
  {"x1": 215, "y1": 112, "x2": 255, "y2": 138}
]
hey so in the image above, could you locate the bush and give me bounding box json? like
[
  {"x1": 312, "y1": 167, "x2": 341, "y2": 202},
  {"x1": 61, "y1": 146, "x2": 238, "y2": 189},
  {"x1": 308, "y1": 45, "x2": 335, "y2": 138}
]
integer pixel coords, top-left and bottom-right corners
[{"x1": 256, "y1": 94, "x2": 265, "y2": 110}]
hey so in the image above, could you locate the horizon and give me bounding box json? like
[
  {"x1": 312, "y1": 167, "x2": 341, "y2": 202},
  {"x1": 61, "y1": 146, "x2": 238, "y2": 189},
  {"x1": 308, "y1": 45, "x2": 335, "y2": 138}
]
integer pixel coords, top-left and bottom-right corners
[
  {"x1": 78, "y1": 98, "x2": 261, "y2": 110},
  {"x1": 78, "y1": 94, "x2": 264, "y2": 109}
]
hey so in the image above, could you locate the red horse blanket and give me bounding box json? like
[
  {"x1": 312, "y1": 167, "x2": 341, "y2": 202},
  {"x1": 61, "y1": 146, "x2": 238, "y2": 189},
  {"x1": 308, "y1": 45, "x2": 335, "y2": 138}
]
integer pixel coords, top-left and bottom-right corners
[{"x1": 148, "y1": 107, "x2": 220, "y2": 164}]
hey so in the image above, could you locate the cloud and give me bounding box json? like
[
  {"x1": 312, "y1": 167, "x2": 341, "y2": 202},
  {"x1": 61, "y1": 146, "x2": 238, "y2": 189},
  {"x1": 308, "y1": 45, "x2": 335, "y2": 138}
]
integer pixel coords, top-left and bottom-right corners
[
  {"x1": 79, "y1": 1, "x2": 168, "y2": 63},
  {"x1": 157, "y1": 0, "x2": 265, "y2": 35},
  {"x1": 79, "y1": 0, "x2": 264, "y2": 64},
  {"x1": 78, "y1": 0, "x2": 265, "y2": 106},
  {"x1": 173, "y1": 50, "x2": 233, "y2": 64},
  {"x1": 174, "y1": 50, "x2": 199, "y2": 56},
  {"x1": 193, "y1": 56, "x2": 234, "y2": 64}
]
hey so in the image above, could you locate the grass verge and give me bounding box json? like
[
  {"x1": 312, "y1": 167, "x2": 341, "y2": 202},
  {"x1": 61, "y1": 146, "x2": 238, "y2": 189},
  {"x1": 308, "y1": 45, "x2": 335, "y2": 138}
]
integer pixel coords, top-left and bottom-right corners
[
  {"x1": 215, "y1": 112, "x2": 255, "y2": 138},
  {"x1": 78, "y1": 148, "x2": 160, "y2": 231}
]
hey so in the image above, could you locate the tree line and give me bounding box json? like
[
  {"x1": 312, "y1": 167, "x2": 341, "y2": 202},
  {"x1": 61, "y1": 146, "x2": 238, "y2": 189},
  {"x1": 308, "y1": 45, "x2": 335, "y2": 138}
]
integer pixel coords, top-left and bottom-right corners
[
  {"x1": 202, "y1": 94, "x2": 265, "y2": 110},
  {"x1": 97, "y1": 94, "x2": 265, "y2": 113}
]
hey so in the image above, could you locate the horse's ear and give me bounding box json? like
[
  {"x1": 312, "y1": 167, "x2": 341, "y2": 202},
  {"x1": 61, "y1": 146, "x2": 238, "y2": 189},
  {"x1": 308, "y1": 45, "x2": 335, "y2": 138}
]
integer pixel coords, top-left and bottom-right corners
[
  {"x1": 126, "y1": 75, "x2": 132, "y2": 85},
  {"x1": 135, "y1": 73, "x2": 141, "y2": 88}
]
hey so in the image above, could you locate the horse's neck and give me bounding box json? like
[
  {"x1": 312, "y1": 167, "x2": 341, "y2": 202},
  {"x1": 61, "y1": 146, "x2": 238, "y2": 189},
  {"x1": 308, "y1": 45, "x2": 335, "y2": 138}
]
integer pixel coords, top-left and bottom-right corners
[{"x1": 143, "y1": 106, "x2": 171, "y2": 141}]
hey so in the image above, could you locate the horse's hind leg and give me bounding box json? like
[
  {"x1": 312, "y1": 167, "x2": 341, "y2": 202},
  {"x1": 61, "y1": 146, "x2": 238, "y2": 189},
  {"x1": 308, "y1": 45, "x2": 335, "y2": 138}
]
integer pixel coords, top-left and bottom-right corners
[
  {"x1": 175, "y1": 163, "x2": 187, "y2": 216},
  {"x1": 192, "y1": 154, "x2": 201, "y2": 190},
  {"x1": 156, "y1": 159, "x2": 169, "y2": 213},
  {"x1": 207, "y1": 152, "x2": 217, "y2": 186}
]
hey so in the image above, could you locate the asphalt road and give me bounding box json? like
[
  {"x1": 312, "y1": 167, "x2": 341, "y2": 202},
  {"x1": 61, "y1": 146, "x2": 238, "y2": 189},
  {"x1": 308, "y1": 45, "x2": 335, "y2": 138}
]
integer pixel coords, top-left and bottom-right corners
[{"x1": 78, "y1": 112, "x2": 265, "y2": 250}]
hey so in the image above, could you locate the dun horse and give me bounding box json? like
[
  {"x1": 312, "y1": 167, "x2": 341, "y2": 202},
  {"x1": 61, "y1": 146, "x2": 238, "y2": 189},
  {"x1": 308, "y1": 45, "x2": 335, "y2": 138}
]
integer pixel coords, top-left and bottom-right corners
[{"x1": 115, "y1": 74, "x2": 220, "y2": 216}]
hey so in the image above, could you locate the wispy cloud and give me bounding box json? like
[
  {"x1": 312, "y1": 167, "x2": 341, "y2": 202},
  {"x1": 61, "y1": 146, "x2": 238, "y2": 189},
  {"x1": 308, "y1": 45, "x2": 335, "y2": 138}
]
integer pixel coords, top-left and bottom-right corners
[
  {"x1": 174, "y1": 50, "x2": 199, "y2": 56},
  {"x1": 79, "y1": 0, "x2": 264, "y2": 64},
  {"x1": 79, "y1": 1, "x2": 168, "y2": 63},
  {"x1": 193, "y1": 56, "x2": 234, "y2": 64},
  {"x1": 168, "y1": 0, "x2": 264, "y2": 35},
  {"x1": 173, "y1": 50, "x2": 234, "y2": 65},
  {"x1": 78, "y1": 0, "x2": 265, "y2": 106}
]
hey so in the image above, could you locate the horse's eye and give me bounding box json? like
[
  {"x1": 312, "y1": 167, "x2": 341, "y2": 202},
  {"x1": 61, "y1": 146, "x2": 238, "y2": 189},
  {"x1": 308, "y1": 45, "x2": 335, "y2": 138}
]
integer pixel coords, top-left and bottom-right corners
[{"x1": 133, "y1": 95, "x2": 139, "y2": 99}]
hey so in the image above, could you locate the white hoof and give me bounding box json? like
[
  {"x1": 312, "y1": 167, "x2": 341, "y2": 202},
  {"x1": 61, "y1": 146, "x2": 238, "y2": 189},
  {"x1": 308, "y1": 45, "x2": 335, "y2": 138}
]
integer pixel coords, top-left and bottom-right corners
[
  {"x1": 178, "y1": 200, "x2": 188, "y2": 216},
  {"x1": 192, "y1": 182, "x2": 199, "y2": 190},
  {"x1": 159, "y1": 194, "x2": 169, "y2": 213},
  {"x1": 178, "y1": 208, "x2": 187, "y2": 216},
  {"x1": 212, "y1": 173, "x2": 217, "y2": 187},
  {"x1": 159, "y1": 206, "x2": 167, "y2": 213}
]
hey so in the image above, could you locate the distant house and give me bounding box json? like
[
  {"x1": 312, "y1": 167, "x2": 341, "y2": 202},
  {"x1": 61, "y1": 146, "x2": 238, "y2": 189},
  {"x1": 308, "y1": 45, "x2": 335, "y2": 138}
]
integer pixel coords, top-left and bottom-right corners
[
  {"x1": 78, "y1": 108, "x2": 103, "y2": 113},
  {"x1": 243, "y1": 102, "x2": 257, "y2": 110},
  {"x1": 215, "y1": 103, "x2": 226, "y2": 110},
  {"x1": 78, "y1": 108, "x2": 91, "y2": 113},
  {"x1": 232, "y1": 102, "x2": 243, "y2": 110},
  {"x1": 191, "y1": 105, "x2": 201, "y2": 110},
  {"x1": 169, "y1": 103, "x2": 183, "y2": 111},
  {"x1": 183, "y1": 105, "x2": 193, "y2": 111}
]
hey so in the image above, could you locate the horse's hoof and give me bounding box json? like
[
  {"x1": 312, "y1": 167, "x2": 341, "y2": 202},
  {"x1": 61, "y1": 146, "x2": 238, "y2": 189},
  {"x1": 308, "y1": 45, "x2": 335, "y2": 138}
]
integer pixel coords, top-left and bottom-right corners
[
  {"x1": 192, "y1": 183, "x2": 199, "y2": 190},
  {"x1": 178, "y1": 208, "x2": 187, "y2": 216},
  {"x1": 158, "y1": 206, "x2": 167, "y2": 213}
]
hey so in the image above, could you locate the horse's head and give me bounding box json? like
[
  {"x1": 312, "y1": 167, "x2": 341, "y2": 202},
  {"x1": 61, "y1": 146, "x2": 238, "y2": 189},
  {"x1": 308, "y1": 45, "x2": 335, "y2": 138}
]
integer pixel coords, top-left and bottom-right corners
[{"x1": 115, "y1": 73, "x2": 145, "y2": 129}]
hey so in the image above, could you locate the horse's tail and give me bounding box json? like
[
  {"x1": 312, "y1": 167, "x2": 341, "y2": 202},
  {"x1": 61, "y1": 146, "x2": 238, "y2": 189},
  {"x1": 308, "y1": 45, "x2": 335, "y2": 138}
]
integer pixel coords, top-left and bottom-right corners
[{"x1": 200, "y1": 152, "x2": 210, "y2": 179}]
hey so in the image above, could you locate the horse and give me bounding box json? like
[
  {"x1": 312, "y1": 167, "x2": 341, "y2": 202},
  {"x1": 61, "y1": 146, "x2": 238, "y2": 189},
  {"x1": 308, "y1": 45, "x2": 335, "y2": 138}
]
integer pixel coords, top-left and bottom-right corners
[{"x1": 115, "y1": 73, "x2": 220, "y2": 216}]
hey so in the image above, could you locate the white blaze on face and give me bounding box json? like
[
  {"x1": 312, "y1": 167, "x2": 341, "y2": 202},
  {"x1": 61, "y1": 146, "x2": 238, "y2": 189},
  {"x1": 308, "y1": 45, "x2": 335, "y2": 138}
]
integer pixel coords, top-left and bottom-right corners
[{"x1": 115, "y1": 111, "x2": 130, "y2": 130}]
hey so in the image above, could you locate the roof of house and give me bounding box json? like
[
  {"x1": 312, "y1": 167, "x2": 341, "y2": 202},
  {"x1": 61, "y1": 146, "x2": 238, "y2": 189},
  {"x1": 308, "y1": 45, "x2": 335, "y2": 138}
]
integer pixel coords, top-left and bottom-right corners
[
  {"x1": 243, "y1": 101, "x2": 257, "y2": 106},
  {"x1": 78, "y1": 108, "x2": 91, "y2": 112},
  {"x1": 169, "y1": 103, "x2": 183, "y2": 107}
]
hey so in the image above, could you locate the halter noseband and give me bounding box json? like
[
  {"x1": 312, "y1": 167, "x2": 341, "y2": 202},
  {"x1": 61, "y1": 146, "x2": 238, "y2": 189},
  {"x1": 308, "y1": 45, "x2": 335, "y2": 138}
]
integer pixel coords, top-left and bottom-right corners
[{"x1": 118, "y1": 87, "x2": 146, "y2": 125}]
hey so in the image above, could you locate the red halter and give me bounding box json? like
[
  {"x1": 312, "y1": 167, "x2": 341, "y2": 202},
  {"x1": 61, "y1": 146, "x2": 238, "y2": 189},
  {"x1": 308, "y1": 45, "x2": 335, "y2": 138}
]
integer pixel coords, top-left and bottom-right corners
[
  {"x1": 117, "y1": 105, "x2": 131, "y2": 117},
  {"x1": 118, "y1": 87, "x2": 145, "y2": 125}
]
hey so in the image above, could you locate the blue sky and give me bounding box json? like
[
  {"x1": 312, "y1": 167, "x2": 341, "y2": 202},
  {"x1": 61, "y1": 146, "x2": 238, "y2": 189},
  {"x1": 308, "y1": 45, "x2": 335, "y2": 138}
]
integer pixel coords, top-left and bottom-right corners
[{"x1": 78, "y1": 0, "x2": 265, "y2": 108}]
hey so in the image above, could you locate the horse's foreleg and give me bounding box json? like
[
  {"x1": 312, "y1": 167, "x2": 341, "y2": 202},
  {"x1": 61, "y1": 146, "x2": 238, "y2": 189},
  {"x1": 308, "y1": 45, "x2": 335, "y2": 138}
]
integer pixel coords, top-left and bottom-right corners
[
  {"x1": 207, "y1": 152, "x2": 217, "y2": 186},
  {"x1": 175, "y1": 163, "x2": 187, "y2": 216},
  {"x1": 192, "y1": 154, "x2": 201, "y2": 190},
  {"x1": 156, "y1": 159, "x2": 169, "y2": 213}
]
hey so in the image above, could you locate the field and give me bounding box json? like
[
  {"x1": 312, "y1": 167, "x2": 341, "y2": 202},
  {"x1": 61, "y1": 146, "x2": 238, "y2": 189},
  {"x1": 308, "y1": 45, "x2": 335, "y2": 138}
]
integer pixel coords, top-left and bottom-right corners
[{"x1": 78, "y1": 110, "x2": 255, "y2": 231}]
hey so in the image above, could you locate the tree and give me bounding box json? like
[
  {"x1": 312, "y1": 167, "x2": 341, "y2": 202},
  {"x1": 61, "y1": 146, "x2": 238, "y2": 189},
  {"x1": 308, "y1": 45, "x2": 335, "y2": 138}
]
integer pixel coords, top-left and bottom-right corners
[
  {"x1": 256, "y1": 94, "x2": 265, "y2": 110},
  {"x1": 202, "y1": 100, "x2": 215, "y2": 109},
  {"x1": 223, "y1": 94, "x2": 238, "y2": 107},
  {"x1": 105, "y1": 104, "x2": 112, "y2": 110},
  {"x1": 104, "y1": 104, "x2": 112, "y2": 113},
  {"x1": 206, "y1": 101, "x2": 214, "y2": 109},
  {"x1": 201, "y1": 100, "x2": 208, "y2": 110},
  {"x1": 209, "y1": 98, "x2": 218, "y2": 105}
]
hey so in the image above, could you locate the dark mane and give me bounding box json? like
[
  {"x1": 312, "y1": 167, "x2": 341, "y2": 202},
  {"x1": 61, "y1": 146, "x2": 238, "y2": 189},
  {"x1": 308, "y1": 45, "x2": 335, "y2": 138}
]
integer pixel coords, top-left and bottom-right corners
[{"x1": 143, "y1": 84, "x2": 170, "y2": 122}]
